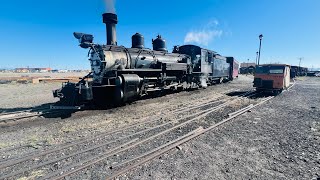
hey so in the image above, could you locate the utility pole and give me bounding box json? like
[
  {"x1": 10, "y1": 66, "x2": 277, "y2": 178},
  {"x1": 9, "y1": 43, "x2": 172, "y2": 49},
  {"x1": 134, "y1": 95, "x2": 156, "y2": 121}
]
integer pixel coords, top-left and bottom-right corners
[
  {"x1": 258, "y1": 34, "x2": 263, "y2": 65},
  {"x1": 298, "y1": 57, "x2": 303, "y2": 76},
  {"x1": 247, "y1": 59, "x2": 249, "y2": 75}
]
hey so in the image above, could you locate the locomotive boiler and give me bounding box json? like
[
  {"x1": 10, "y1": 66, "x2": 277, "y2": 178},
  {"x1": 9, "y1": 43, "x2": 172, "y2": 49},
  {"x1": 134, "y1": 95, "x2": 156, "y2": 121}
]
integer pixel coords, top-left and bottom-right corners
[{"x1": 52, "y1": 13, "x2": 239, "y2": 109}]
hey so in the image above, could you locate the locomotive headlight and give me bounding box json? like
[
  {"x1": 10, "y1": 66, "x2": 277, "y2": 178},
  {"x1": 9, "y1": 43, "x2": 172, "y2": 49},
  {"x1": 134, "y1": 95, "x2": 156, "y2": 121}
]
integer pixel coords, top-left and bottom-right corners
[{"x1": 73, "y1": 32, "x2": 94, "y2": 48}]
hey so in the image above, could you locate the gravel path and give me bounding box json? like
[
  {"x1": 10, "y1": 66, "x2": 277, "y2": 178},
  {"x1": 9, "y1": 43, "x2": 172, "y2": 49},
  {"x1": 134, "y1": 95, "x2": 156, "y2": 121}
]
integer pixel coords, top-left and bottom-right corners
[{"x1": 118, "y1": 77, "x2": 320, "y2": 180}]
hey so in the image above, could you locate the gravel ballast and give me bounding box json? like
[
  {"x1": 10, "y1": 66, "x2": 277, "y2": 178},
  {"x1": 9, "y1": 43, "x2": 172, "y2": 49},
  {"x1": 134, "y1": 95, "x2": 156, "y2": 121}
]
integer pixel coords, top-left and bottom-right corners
[
  {"x1": 1, "y1": 76, "x2": 319, "y2": 179},
  {"x1": 119, "y1": 77, "x2": 320, "y2": 180}
]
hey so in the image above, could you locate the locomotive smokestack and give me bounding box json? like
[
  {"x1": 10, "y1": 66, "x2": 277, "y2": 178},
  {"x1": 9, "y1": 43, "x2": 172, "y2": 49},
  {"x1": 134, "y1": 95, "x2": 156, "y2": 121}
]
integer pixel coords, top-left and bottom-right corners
[{"x1": 102, "y1": 13, "x2": 118, "y2": 45}]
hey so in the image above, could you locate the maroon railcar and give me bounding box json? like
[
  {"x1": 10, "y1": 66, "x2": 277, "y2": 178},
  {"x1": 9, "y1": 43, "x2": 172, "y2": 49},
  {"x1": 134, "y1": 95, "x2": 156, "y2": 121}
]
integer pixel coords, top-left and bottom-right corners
[{"x1": 227, "y1": 57, "x2": 239, "y2": 80}]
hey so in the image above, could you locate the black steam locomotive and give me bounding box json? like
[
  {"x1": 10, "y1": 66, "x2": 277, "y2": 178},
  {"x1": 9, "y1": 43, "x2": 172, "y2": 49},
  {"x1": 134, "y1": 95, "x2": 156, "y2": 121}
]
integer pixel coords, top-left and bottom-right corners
[{"x1": 52, "y1": 13, "x2": 239, "y2": 109}]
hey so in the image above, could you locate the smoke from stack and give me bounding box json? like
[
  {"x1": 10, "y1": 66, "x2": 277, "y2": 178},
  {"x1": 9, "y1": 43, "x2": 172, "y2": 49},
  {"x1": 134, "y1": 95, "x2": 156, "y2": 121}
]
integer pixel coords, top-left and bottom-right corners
[{"x1": 104, "y1": 0, "x2": 116, "y2": 13}]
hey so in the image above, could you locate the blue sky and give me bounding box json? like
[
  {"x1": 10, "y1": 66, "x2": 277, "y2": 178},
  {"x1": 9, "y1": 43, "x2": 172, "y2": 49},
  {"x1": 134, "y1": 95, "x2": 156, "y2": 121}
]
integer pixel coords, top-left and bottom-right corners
[{"x1": 0, "y1": 0, "x2": 319, "y2": 69}]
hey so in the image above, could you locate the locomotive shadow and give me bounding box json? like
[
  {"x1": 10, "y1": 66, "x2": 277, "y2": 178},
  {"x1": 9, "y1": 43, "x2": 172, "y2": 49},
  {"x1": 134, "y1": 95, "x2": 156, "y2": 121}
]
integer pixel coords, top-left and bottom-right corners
[
  {"x1": 0, "y1": 103, "x2": 54, "y2": 114},
  {"x1": 0, "y1": 103, "x2": 77, "y2": 120},
  {"x1": 42, "y1": 109, "x2": 76, "y2": 119}
]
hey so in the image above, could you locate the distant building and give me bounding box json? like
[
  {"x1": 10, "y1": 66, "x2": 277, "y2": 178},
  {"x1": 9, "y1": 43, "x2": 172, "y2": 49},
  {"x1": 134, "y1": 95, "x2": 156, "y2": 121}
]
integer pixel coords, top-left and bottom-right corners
[
  {"x1": 58, "y1": 70, "x2": 68, "y2": 73},
  {"x1": 240, "y1": 63, "x2": 256, "y2": 68},
  {"x1": 15, "y1": 68, "x2": 52, "y2": 73},
  {"x1": 240, "y1": 63, "x2": 256, "y2": 74}
]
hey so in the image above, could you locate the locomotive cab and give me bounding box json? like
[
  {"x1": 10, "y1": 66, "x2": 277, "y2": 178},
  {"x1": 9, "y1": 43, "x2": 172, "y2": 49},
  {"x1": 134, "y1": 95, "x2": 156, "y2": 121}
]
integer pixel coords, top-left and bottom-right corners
[{"x1": 253, "y1": 64, "x2": 290, "y2": 94}]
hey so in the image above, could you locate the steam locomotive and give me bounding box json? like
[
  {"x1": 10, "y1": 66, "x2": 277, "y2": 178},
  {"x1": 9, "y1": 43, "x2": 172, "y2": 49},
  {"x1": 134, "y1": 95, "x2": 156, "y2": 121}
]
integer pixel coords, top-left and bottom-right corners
[{"x1": 52, "y1": 13, "x2": 239, "y2": 109}]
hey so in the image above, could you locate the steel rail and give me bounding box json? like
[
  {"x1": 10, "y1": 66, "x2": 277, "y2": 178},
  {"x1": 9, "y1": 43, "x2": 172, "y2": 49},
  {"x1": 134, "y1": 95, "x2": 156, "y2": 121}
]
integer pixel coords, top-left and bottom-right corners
[
  {"x1": 40, "y1": 99, "x2": 237, "y2": 180},
  {"x1": 0, "y1": 107, "x2": 50, "y2": 116},
  {"x1": 0, "y1": 138, "x2": 140, "y2": 179},
  {"x1": 0, "y1": 95, "x2": 232, "y2": 169},
  {"x1": 0, "y1": 88, "x2": 238, "y2": 156},
  {"x1": 1, "y1": 100, "x2": 230, "y2": 178},
  {"x1": 45, "y1": 128, "x2": 204, "y2": 180},
  {"x1": 0, "y1": 90, "x2": 252, "y2": 179},
  {"x1": 107, "y1": 96, "x2": 275, "y2": 179},
  {"x1": 0, "y1": 109, "x2": 65, "y2": 123},
  {"x1": 0, "y1": 92, "x2": 236, "y2": 166}
]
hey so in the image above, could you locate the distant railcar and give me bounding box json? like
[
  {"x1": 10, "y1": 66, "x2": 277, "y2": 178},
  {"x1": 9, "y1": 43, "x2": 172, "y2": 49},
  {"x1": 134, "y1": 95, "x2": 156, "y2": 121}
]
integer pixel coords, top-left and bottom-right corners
[
  {"x1": 227, "y1": 57, "x2": 239, "y2": 80},
  {"x1": 290, "y1": 66, "x2": 308, "y2": 78},
  {"x1": 253, "y1": 64, "x2": 291, "y2": 94}
]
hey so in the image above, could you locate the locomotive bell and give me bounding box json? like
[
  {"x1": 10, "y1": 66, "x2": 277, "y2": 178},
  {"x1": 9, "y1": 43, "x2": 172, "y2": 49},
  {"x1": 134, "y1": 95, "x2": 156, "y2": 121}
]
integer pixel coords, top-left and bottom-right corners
[{"x1": 152, "y1": 35, "x2": 167, "y2": 52}]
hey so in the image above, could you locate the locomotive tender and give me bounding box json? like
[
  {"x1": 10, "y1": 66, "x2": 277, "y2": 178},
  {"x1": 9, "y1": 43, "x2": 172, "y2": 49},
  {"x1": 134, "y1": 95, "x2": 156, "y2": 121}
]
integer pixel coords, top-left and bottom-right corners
[{"x1": 52, "y1": 13, "x2": 239, "y2": 109}]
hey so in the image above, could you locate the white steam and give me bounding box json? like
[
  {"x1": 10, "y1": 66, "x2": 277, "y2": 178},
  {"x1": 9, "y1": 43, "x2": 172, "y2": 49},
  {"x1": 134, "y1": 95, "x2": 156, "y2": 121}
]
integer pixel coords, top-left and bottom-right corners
[
  {"x1": 104, "y1": 0, "x2": 116, "y2": 13},
  {"x1": 184, "y1": 20, "x2": 222, "y2": 46},
  {"x1": 201, "y1": 77, "x2": 208, "y2": 88}
]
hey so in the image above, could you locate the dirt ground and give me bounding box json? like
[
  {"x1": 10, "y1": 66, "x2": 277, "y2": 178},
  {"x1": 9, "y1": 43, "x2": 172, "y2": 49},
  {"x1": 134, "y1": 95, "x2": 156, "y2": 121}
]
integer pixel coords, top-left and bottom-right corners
[
  {"x1": 0, "y1": 75, "x2": 252, "y2": 151},
  {"x1": 121, "y1": 77, "x2": 320, "y2": 180},
  {"x1": 0, "y1": 72, "x2": 86, "y2": 109},
  {"x1": 0, "y1": 75, "x2": 319, "y2": 179}
]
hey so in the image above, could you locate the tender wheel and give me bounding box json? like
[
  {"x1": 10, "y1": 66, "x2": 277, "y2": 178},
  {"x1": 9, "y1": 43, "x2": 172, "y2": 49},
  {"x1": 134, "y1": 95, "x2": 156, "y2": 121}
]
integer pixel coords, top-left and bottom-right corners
[
  {"x1": 273, "y1": 90, "x2": 282, "y2": 95},
  {"x1": 215, "y1": 78, "x2": 223, "y2": 84}
]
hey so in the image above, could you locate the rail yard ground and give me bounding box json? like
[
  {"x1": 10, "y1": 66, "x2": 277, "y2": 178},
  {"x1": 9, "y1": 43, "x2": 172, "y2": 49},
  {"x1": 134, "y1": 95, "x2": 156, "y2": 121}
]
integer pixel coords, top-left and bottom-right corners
[{"x1": 0, "y1": 75, "x2": 319, "y2": 179}]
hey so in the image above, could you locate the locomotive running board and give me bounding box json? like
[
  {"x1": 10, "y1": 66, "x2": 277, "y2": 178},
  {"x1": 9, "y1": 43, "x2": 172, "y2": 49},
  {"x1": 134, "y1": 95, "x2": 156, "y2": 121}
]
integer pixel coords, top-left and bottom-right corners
[{"x1": 50, "y1": 105, "x2": 83, "y2": 110}]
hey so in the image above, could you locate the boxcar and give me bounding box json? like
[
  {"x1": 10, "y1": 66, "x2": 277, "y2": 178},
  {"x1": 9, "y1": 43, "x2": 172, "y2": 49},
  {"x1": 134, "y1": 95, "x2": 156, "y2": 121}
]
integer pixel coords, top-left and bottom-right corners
[{"x1": 253, "y1": 64, "x2": 291, "y2": 94}]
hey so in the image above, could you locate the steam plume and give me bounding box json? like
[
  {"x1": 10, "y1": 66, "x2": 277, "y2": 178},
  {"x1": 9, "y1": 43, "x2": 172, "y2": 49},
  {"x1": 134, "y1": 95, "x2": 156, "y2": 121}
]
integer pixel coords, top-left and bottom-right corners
[
  {"x1": 104, "y1": 0, "x2": 116, "y2": 13},
  {"x1": 184, "y1": 19, "x2": 222, "y2": 46}
]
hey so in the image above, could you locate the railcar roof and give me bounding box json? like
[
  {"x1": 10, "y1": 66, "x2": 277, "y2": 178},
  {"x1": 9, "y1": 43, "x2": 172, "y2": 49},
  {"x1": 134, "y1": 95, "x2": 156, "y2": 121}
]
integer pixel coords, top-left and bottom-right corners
[
  {"x1": 179, "y1": 45, "x2": 218, "y2": 54},
  {"x1": 258, "y1": 64, "x2": 290, "y2": 67}
]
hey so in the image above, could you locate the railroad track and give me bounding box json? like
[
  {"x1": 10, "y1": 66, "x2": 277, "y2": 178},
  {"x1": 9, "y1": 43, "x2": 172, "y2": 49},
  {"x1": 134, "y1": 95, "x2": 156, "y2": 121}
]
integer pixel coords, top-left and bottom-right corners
[
  {"x1": 0, "y1": 106, "x2": 50, "y2": 116},
  {"x1": 0, "y1": 108, "x2": 75, "y2": 124},
  {"x1": 0, "y1": 90, "x2": 239, "y2": 163},
  {"x1": 0, "y1": 89, "x2": 242, "y2": 155},
  {"x1": 0, "y1": 108, "x2": 59, "y2": 123},
  {"x1": 0, "y1": 89, "x2": 236, "y2": 125},
  {"x1": 0, "y1": 89, "x2": 264, "y2": 180},
  {"x1": 0, "y1": 88, "x2": 238, "y2": 153}
]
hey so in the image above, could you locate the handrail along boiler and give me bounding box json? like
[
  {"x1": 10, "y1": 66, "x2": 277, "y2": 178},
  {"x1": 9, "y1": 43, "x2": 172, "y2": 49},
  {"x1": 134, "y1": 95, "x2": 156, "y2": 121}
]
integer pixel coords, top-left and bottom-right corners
[{"x1": 52, "y1": 13, "x2": 239, "y2": 109}]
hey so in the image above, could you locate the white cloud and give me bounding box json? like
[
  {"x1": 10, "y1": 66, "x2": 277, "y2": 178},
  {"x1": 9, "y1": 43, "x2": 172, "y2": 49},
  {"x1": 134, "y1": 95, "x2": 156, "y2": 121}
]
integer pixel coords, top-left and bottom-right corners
[
  {"x1": 184, "y1": 30, "x2": 223, "y2": 46},
  {"x1": 184, "y1": 20, "x2": 223, "y2": 46}
]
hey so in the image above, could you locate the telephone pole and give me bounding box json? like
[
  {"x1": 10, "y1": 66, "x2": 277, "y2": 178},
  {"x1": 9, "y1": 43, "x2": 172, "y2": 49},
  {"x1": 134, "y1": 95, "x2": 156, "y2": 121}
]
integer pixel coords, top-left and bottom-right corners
[
  {"x1": 258, "y1": 34, "x2": 263, "y2": 65},
  {"x1": 298, "y1": 57, "x2": 303, "y2": 76}
]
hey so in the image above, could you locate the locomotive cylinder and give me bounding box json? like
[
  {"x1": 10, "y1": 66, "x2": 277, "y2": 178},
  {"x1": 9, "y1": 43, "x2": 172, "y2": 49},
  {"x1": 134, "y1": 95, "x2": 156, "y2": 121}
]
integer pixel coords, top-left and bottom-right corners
[{"x1": 102, "y1": 13, "x2": 118, "y2": 45}]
